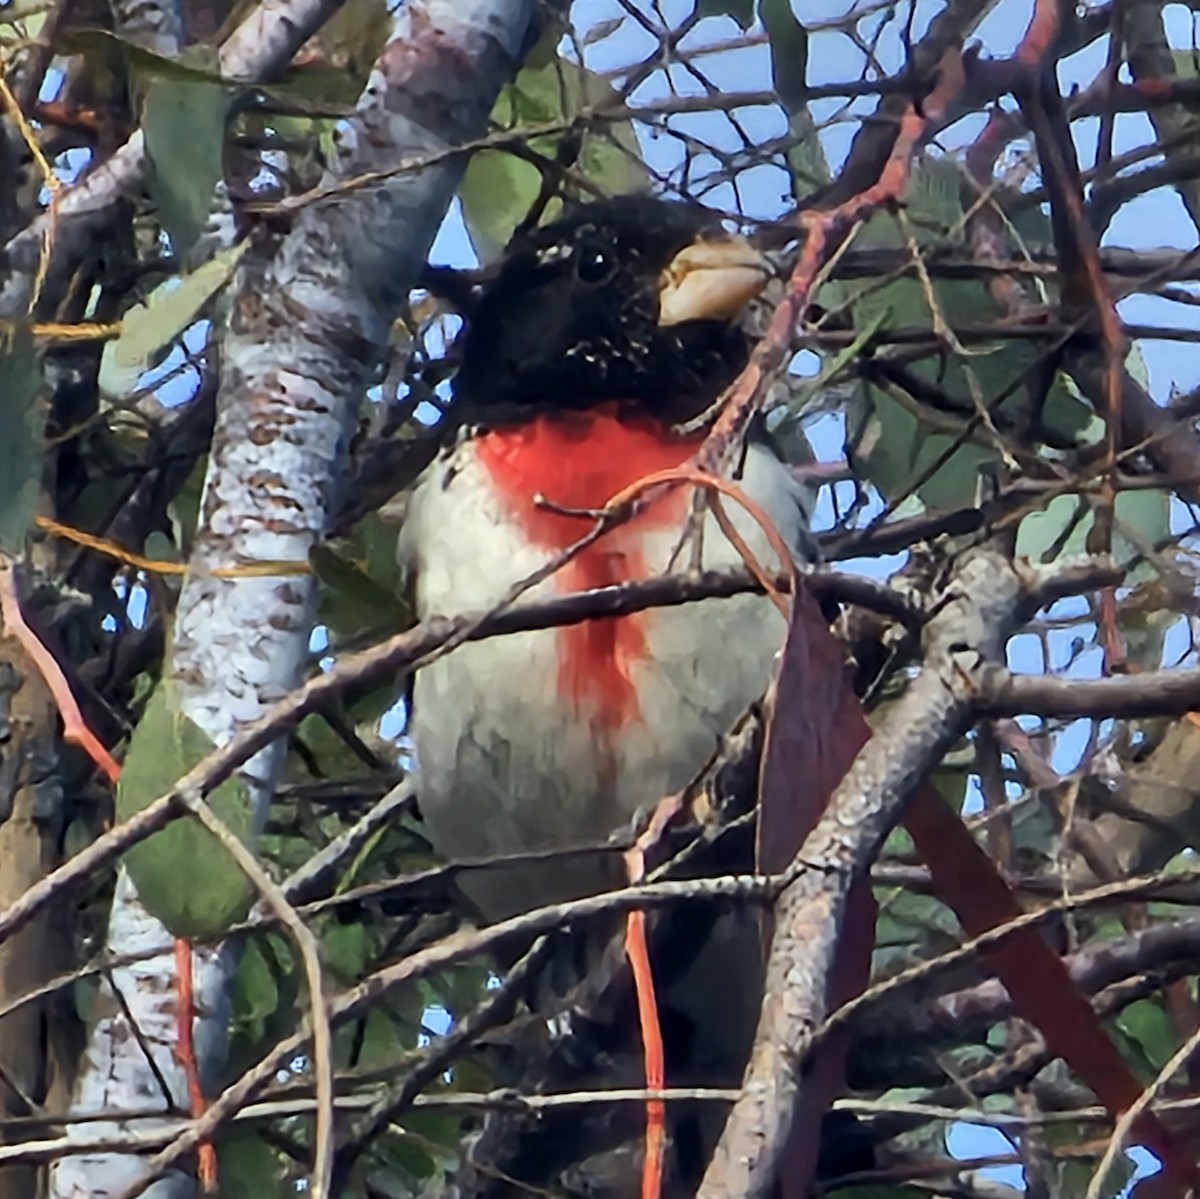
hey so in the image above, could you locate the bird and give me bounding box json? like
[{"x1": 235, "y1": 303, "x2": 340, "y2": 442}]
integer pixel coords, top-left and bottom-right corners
[
  {"x1": 398, "y1": 195, "x2": 1200, "y2": 1199},
  {"x1": 396, "y1": 194, "x2": 812, "y2": 1192}
]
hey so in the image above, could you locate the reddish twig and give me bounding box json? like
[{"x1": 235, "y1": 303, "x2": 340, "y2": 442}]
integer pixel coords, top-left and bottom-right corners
[
  {"x1": 697, "y1": 47, "x2": 966, "y2": 472},
  {"x1": 625, "y1": 826, "x2": 669, "y2": 1199},
  {"x1": 173, "y1": 941, "x2": 217, "y2": 1191},
  {"x1": 1012, "y1": 0, "x2": 1131, "y2": 675},
  {"x1": 601, "y1": 466, "x2": 796, "y2": 614},
  {"x1": 0, "y1": 556, "x2": 120, "y2": 784},
  {"x1": 1017, "y1": 0, "x2": 1060, "y2": 64}
]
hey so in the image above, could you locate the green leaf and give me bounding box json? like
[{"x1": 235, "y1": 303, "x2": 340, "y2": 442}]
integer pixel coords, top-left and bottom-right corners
[
  {"x1": 0, "y1": 323, "x2": 43, "y2": 553},
  {"x1": 761, "y1": 0, "x2": 808, "y2": 111},
  {"x1": 1058, "y1": 1153, "x2": 1134, "y2": 1199},
  {"x1": 117, "y1": 682, "x2": 256, "y2": 938},
  {"x1": 1015, "y1": 488, "x2": 1169, "y2": 586},
  {"x1": 349, "y1": 1005, "x2": 419, "y2": 1068},
  {"x1": 168, "y1": 455, "x2": 208, "y2": 557},
  {"x1": 844, "y1": 159, "x2": 1096, "y2": 510},
  {"x1": 396, "y1": 1107, "x2": 466, "y2": 1161},
  {"x1": 233, "y1": 934, "x2": 281, "y2": 1044},
  {"x1": 785, "y1": 108, "x2": 829, "y2": 193},
  {"x1": 696, "y1": 0, "x2": 756, "y2": 28},
  {"x1": 322, "y1": 918, "x2": 373, "y2": 982},
  {"x1": 371, "y1": 1128, "x2": 439, "y2": 1183},
  {"x1": 217, "y1": 1132, "x2": 285, "y2": 1198},
  {"x1": 229, "y1": 933, "x2": 299, "y2": 1073},
  {"x1": 313, "y1": 544, "x2": 406, "y2": 638},
  {"x1": 291, "y1": 708, "x2": 386, "y2": 781},
  {"x1": 143, "y1": 530, "x2": 180, "y2": 569},
  {"x1": 313, "y1": 511, "x2": 411, "y2": 640},
  {"x1": 438, "y1": 962, "x2": 493, "y2": 1016},
  {"x1": 1172, "y1": 49, "x2": 1200, "y2": 76},
  {"x1": 460, "y1": 56, "x2": 648, "y2": 261},
  {"x1": 99, "y1": 242, "x2": 247, "y2": 399},
  {"x1": 1116, "y1": 998, "x2": 1176, "y2": 1073},
  {"x1": 142, "y1": 70, "x2": 234, "y2": 255},
  {"x1": 848, "y1": 384, "x2": 990, "y2": 513},
  {"x1": 523, "y1": 17, "x2": 566, "y2": 69},
  {"x1": 873, "y1": 885, "x2": 962, "y2": 977},
  {"x1": 1007, "y1": 796, "x2": 1061, "y2": 873},
  {"x1": 1, "y1": 7, "x2": 48, "y2": 36}
]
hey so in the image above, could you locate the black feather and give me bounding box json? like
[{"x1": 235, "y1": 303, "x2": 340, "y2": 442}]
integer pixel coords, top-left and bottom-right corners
[{"x1": 454, "y1": 196, "x2": 750, "y2": 423}]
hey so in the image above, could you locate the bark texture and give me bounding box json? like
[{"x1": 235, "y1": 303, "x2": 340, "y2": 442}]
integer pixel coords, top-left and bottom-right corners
[
  {"x1": 0, "y1": 642, "x2": 68, "y2": 1199},
  {"x1": 49, "y1": 2, "x2": 534, "y2": 1197}
]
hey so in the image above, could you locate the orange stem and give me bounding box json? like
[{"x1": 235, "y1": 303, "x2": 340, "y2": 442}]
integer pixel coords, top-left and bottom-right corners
[
  {"x1": 626, "y1": 910, "x2": 666, "y2": 1199},
  {"x1": 0, "y1": 557, "x2": 120, "y2": 783},
  {"x1": 174, "y1": 938, "x2": 218, "y2": 1192},
  {"x1": 604, "y1": 466, "x2": 796, "y2": 616}
]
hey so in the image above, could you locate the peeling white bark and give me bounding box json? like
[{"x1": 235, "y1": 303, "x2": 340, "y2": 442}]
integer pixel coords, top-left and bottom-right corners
[
  {"x1": 49, "y1": 2, "x2": 534, "y2": 1197},
  {"x1": 47, "y1": 875, "x2": 233, "y2": 1199}
]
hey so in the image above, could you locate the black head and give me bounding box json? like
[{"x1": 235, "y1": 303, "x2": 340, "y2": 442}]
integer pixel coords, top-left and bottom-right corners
[{"x1": 452, "y1": 195, "x2": 771, "y2": 424}]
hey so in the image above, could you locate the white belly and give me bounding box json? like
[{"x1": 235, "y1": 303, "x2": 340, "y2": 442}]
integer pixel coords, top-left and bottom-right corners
[{"x1": 400, "y1": 438, "x2": 807, "y2": 921}]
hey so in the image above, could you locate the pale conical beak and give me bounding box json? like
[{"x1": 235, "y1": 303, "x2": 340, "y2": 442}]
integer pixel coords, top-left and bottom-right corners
[{"x1": 656, "y1": 233, "x2": 773, "y2": 327}]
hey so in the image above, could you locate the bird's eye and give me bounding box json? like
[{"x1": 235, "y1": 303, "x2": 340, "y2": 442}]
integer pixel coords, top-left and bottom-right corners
[{"x1": 575, "y1": 243, "x2": 617, "y2": 286}]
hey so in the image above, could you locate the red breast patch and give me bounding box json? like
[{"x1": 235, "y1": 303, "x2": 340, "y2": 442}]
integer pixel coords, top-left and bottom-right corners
[{"x1": 476, "y1": 405, "x2": 703, "y2": 731}]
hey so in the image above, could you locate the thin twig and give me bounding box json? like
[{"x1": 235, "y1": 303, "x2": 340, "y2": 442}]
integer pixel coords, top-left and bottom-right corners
[{"x1": 176, "y1": 793, "x2": 334, "y2": 1199}]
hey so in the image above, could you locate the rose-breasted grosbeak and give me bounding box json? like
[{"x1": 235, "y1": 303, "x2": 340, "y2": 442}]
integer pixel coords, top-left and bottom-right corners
[
  {"x1": 401, "y1": 195, "x2": 807, "y2": 919},
  {"x1": 397, "y1": 195, "x2": 811, "y2": 1188}
]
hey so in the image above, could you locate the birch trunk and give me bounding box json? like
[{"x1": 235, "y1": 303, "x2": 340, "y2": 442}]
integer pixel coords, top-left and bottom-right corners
[{"x1": 49, "y1": 2, "x2": 533, "y2": 1196}]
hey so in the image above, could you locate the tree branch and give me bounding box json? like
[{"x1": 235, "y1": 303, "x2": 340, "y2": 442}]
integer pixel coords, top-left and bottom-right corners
[{"x1": 697, "y1": 551, "x2": 1026, "y2": 1199}]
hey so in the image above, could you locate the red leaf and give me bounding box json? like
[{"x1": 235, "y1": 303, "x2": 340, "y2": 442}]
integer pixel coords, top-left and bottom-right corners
[
  {"x1": 756, "y1": 586, "x2": 877, "y2": 1198},
  {"x1": 756, "y1": 583, "x2": 1200, "y2": 1197}
]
